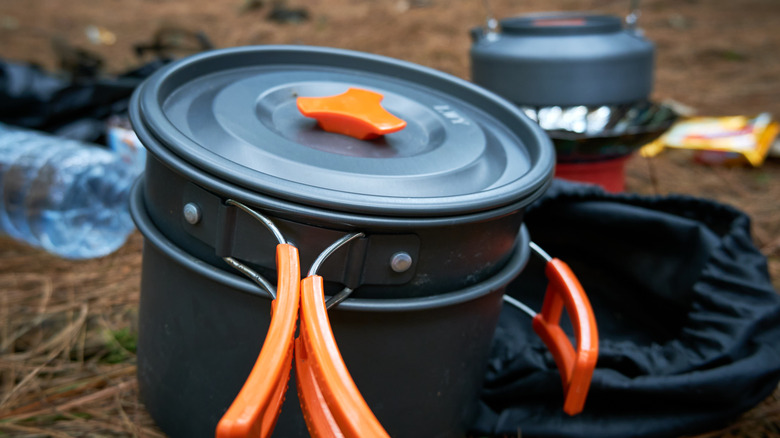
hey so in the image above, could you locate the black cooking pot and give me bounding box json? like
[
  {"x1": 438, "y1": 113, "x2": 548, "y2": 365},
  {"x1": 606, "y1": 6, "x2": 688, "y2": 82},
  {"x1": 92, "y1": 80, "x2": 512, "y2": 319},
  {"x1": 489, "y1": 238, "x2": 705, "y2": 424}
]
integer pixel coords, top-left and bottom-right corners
[{"x1": 131, "y1": 45, "x2": 554, "y2": 299}]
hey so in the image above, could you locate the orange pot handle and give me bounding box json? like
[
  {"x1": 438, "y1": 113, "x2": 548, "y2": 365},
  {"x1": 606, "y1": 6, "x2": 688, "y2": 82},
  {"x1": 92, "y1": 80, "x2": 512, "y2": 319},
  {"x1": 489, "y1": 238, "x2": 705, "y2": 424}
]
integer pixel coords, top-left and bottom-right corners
[
  {"x1": 216, "y1": 244, "x2": 301, "y2": 438},
  {"x1": 532, "y1": 257, "x2": 599, "y2": 416},
  {"x1": 296, "y1": 275, "x2": 390, "y2": 438},
  {"x1": 294, "y1": 335, "x2": 342, "y2": 438}
]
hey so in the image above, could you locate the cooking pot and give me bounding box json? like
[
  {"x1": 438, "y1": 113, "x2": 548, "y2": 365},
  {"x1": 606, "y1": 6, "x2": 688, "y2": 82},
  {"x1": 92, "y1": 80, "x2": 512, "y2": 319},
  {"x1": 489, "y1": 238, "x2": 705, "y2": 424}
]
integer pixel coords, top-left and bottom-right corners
[
  {"x1": 131, "y1": 45, "x2": 554, "y2": 299},
  {"x1": 131, "y1": 180, "x2": 535, "y2": 437},
  {"x1": 129, "y1": 45, "x2": 596, "y2": 437}
]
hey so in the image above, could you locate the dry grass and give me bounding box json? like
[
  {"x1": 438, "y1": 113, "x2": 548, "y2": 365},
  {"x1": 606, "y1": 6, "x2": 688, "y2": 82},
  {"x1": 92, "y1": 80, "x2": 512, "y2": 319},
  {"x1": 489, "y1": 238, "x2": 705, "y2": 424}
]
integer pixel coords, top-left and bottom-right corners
[
  {"x1": 0, "y1": 233, "x2": 162, "y2": 436},
  {"x1": 683, "y1": 386, "x2": 780, "y2": 438}
]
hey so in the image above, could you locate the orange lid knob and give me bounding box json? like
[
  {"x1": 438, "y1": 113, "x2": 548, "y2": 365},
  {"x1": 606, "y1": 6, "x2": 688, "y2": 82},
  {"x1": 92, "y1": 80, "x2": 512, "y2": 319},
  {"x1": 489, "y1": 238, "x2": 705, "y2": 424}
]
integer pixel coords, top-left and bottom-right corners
[{"x1": 297, "y1": 88, "x2": 407, "y2": 140}]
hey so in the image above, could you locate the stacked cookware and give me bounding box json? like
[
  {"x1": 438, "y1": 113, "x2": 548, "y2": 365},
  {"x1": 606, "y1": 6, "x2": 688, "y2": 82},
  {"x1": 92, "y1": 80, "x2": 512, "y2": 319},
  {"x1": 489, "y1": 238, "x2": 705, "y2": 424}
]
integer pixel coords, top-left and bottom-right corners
[{"x1": 129, "y1": 45, "x2": 596, "y2": 437}]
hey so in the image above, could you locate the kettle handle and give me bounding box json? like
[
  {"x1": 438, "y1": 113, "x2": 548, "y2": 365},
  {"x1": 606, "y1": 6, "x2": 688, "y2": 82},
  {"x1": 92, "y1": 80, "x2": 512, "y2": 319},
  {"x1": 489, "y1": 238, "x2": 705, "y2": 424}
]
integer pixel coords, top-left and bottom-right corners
[
  {"x1": 472, "y1": 0, "x2": 500, "y2": 42},
  {"x1": 474, "y1": 0, "x2": 643, "y2": 35},
  {"x1": 626, "y1": 0, "x2": 642, "y2": 31}
]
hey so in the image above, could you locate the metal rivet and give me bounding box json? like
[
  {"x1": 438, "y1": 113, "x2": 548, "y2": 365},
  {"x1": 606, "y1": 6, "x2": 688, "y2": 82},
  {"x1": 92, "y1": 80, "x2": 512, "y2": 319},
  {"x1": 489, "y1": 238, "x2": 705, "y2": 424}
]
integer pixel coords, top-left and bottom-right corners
[
  {"x1": 183, "y1": 203, "x2": 201, "y2": 225},
  {"x1": 390, "y1": 252, "x2": 413, "y2": 273}
]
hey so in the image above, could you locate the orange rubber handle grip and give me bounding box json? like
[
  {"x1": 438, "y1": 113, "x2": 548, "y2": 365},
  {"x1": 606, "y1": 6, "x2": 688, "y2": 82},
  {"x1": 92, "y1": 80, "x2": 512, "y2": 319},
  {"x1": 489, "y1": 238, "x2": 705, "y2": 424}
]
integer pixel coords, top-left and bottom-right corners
[
  {"x1": 532, "y1": 258, "x2": 598, "y2": 416},
  {"x1": 216, "y1": 244, "x2": 301, "y2": 438},
  {"x1": 296, "y1": 275, "x2": 389, "y2": 438},
  {"x1": 295, "y1": 335, "x2": 343, "y2": 438}
]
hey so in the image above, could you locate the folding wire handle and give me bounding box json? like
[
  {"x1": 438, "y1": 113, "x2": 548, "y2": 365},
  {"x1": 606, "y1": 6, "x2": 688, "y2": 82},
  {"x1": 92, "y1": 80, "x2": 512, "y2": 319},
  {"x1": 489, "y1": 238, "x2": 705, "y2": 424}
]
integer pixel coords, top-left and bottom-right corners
[
  {"x1": 216, "y1": 200, "x2": 301, "y2": 438},
  {"x1": 296, "y1": 233, "x2": 390, "y2": 438},
  {"x1": 504, "y1": 242, "x2": 599, "y2": 416}
]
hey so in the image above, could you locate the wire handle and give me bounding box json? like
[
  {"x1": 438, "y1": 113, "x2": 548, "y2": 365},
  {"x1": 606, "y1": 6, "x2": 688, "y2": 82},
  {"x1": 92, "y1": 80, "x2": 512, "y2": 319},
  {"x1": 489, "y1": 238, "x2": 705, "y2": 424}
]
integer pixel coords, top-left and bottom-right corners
[
  {"x1": 532, "y1": 255, "x2": 598, "y2": 416},
  {"x1": 626, "y1": 0, "x2": 642, "y2": 30},
  {"x1": 220, "y1": 199, "x2": 287, "y2": 299},
  {"x1": 481, "y1": 0, "x2": 499, "y2": 34},
  {"x1": 216, "y1": 244, "x2": 301, "y2": 438}
]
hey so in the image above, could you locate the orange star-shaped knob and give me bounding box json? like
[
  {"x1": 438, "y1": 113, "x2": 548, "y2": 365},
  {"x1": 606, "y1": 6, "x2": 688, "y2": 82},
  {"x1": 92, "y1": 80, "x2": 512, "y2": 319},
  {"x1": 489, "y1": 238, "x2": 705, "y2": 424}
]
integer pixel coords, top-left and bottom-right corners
[{"x1": 296, "y1": 87, "x2": 407, "y2": 140}]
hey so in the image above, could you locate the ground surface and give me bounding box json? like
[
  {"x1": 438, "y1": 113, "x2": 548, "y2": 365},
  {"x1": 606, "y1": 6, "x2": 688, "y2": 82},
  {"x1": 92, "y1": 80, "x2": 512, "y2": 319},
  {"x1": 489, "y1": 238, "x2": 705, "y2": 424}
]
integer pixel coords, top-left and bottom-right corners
[{"x1": 0, "y1": 0, "x2": 779, "y2": 436}]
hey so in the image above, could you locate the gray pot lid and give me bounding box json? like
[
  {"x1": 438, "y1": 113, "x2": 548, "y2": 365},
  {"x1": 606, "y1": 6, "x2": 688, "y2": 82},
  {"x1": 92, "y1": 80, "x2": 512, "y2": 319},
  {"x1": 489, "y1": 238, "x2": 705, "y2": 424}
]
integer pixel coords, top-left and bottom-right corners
[
  {"x1": 500, "y1": 13, "x2": 624, "y2": 36},
  {"x1": 132, "y1": 45, "x2": 553, "y2": 217}
]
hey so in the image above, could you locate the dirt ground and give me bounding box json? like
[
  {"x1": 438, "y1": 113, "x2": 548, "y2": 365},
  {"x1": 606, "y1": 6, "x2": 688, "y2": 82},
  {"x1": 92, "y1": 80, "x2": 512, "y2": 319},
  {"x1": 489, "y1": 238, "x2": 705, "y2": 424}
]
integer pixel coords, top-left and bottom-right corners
[{"x1": 0, "y1": 0, "x2": 779, "y2": 436}]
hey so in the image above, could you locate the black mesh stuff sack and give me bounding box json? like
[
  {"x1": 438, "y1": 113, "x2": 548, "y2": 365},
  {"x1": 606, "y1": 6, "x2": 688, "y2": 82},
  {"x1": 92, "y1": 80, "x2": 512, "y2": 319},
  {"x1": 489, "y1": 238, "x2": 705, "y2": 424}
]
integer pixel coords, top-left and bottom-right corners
[{"x1": 472, "y1": 180, "x2": 780, "y2": 438}]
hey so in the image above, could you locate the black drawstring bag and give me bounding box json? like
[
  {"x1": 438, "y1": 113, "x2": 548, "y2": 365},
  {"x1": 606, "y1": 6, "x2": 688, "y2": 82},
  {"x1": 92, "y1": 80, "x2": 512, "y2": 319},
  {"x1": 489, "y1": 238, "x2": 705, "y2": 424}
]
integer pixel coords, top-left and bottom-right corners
[{"x1": 473, "y1": 180, "x2": 780, "y2": 438}]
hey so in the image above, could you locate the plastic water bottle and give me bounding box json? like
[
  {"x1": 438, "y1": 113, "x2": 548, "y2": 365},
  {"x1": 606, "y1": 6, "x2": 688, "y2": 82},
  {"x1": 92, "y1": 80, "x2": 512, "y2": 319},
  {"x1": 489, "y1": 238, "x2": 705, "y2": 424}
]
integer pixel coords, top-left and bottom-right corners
[{"x1": 0, "y1": 123, "x2": 140, "y2": 259}]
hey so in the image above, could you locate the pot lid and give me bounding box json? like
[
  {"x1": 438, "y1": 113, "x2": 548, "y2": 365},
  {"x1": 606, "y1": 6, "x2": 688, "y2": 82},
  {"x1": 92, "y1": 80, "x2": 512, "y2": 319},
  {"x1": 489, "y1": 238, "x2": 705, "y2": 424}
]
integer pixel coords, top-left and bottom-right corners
[
  {"x1": 132, "y1": 46, "x2": 553, "y2": 217},
  {"x1": 500, "y1": 13, "x2": 624, "y2": 36}
]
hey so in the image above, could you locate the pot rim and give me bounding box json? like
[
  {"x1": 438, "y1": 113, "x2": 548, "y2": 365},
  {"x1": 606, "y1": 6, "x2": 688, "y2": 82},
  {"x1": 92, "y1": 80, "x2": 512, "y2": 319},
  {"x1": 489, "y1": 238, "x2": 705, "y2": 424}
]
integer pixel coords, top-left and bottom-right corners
[
  {"x1": 130, "y1": 178, "x2": 531, "y2": 312},
  {"x1": 131, "y1": 45, "x2": 555, "y2": 218},
  {"x1": 142, "y1": 140, "x2": 545, "y2": 229}
]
